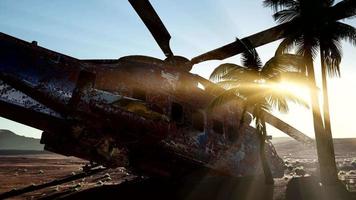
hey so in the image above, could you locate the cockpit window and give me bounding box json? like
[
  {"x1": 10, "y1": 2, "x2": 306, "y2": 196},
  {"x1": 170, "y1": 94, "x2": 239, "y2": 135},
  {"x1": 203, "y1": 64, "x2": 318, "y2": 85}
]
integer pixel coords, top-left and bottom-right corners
[{"x1": 171, "y1": 102, "x2": 184, "y2": 123}]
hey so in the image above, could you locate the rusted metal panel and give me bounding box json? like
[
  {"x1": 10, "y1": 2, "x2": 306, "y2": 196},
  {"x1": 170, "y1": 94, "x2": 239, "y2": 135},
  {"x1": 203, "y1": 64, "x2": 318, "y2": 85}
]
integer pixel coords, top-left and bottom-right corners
[{"x1": 0, "y1": 32, "x2": 285, "y2": 178}]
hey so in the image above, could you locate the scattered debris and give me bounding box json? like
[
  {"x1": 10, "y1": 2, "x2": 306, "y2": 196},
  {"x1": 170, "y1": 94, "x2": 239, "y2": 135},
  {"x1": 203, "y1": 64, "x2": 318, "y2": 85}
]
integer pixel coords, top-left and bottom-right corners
[{"x1": 294, "y1": 167, "x2": 306, "y2": 177}]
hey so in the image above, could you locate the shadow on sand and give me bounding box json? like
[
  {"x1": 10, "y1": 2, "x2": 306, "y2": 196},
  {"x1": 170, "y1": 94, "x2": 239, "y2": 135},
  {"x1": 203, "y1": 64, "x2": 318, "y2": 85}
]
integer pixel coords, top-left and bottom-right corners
[
  {"x1": 41, "y1": 176, "x2": 356, "y2": 200},
  {"x1": 50, "y1": 176, "x2": 274, "y2": 200},
  {"x1": 286, "y1": 176, "x2": 356, "y2": 200}
]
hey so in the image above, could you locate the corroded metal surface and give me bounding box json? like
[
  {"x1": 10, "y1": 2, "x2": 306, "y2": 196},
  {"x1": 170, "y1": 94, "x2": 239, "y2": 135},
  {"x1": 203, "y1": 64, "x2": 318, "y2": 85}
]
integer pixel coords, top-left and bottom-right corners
[{"x1": 0, "y1": 32, "x2": 284, "y2": 179}]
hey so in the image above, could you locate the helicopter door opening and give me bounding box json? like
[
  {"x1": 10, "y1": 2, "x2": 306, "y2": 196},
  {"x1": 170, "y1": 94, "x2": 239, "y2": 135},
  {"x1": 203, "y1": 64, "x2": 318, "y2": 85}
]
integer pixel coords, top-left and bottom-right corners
[
  {"x1": 171, "y1": 102, "x2": 183, "y2": 124},
  {"x1": 212, "y1": 120, "x2": 224, "y2": 135},
  {"x1": 192, "y1": 111, "x2": 204, "y2": 132}
]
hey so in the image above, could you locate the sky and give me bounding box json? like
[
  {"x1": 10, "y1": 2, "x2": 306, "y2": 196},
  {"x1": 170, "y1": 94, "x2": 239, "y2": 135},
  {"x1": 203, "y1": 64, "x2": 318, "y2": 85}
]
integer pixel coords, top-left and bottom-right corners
[{"x1": 0, "y1": 0, "x2": 355, "y2": 139}]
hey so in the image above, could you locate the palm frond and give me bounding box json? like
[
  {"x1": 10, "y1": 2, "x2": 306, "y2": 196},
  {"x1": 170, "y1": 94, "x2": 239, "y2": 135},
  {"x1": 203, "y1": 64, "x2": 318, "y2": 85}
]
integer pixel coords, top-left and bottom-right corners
[
  {"x1": 273, "y1": 8, "x2": 300, "y2": 23},
  {"x1": 267, "y1": 94, "x2": 289, "y2": 113},
  {"x1": 263, "y1": 0, "x2": 298, "y2": 11},
  {"x1": 333, "y1": 22, "x2": 356, "y2": 46},
  {"x1": 239, "y1": 40, "x2": 263, "y2": 70},
  {"x1": 253, "y1": 104, "x2": 269, "y2": 136},
  {"x1": 207, "y1": 88, "x2": 244, "y2": 113},
  {"x1": 275, "y1": 31, "x2": 304, "y2": 55},
  {"x1": 262, "y1": 54, "x2": 305, "y2": 78},
  {"x1": 295, "y1": 37, "x2": 320, "y2": 60},
  {"x1": 268, "y1": 72, "x2": 310, "y2": 87},
  {"x1": 276, "y1": 38, "x2": 294, "y2": 55},
  {"x1": 322, "y1": 40, "x2": 342, "y2": 77},
  {"x1": 209, "y1": 63, "x2": 247, "y2": 82},
  {"x1": 233, "y1": 83, "x2": 268, "y2": 103},
  {"x1": 216, "y1": 80, "x2": 241, "y2": 89},
  {"x1": 221, "y1": 68, "x2": 260, "y2": 84},
  {"x1": 267, "y1": 85, "x2": 309, "y2": 113}
]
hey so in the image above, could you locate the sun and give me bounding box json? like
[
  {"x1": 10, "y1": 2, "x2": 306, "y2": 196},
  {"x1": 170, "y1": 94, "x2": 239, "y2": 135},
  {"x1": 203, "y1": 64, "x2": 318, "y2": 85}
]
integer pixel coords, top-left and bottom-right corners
[{"x1": 275, "y1": 80, "x2": 311, "y2": 103}]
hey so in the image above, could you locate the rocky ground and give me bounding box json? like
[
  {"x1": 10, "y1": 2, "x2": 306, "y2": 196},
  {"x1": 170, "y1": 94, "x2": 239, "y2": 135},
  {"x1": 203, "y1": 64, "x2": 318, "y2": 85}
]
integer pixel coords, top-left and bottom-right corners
[
  {"x1": 272, "y1": 137, "x2": 356, "y2": 199},
  {"x1": 0, "y1": 154, "x2": 133, "y2": 199},
  {"x1": 0, "y1": 138, "x2": 355, "y2": 199}
]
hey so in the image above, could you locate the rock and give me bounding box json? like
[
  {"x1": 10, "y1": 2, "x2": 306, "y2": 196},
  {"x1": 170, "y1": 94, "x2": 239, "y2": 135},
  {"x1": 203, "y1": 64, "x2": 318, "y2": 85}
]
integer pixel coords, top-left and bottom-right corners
[
  {"x1": 351, "y1": 160, "x2": 356, "y2": 168},
  {"x1": 338, "y1": 171, "x2": 346, "y2": 176},
  {"x1": 294, "y1": 168, "x2": 306, "y2": 177},
  {"x1": 348, "y1": 170, "x2": 356, "y2": 175},
  {"x1": 97, "y1": 180, "x2": 104, "y2": 186},
  {"x1": 104, "y1": 173, "x2": 111, "y2": 178},
  {"x1": 287, "y1": 165, "x2": 294, "y2": 171}
]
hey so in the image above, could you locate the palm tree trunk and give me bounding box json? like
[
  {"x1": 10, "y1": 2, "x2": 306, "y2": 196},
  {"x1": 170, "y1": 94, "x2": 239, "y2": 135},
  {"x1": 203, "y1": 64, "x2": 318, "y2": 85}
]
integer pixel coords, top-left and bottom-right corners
[
  {"x1": 320, "y1": 49, "x2": 333, "y2": 135},
  {"x1": 320, "y1": 49, "x2": 338, "y2": 184},
  {"x1": 260, "y1": 119, "x2": 274, "y2": 185},
  {"x1": 305, "y1": 50, "x2": 338, "y2": 185}
]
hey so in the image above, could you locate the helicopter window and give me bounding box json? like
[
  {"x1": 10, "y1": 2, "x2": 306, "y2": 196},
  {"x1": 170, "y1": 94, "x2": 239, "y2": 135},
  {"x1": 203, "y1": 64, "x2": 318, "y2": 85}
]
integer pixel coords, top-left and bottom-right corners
[
  {"x1": 227, "y1": 125, "x2": 236, "y2": 141},
  {"x1": 132, "y1": 88, "x2": 146, "y2": 101},
  {"x1": 197, "y1": 82, "x2": 205, "y2": 90},
  {"x1": 212, "y1": 120, "x2": 224, "y2": 135},
  {"x1": 171, "y1": 102, "x2": 184, "y2": 123},
  {"x1": 192, "y1": 112, "x2": 204, "y2": 132}
]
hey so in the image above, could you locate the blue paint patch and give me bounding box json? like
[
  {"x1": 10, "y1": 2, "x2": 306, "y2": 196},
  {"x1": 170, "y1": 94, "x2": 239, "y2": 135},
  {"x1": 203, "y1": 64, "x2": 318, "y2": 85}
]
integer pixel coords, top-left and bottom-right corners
[{"x1": 197, "y1": 132, "x2": 208, "y2": 148}]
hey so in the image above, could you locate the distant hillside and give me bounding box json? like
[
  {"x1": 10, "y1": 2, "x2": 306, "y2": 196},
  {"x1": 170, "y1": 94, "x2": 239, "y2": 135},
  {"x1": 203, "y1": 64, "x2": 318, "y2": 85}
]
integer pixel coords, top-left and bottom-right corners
[
  {"x1": 272, "y1": 137, "x2": 356, "y2": 158},
  {"x1": 0, "y1": 129, "x2": 44, "y2": 151}
]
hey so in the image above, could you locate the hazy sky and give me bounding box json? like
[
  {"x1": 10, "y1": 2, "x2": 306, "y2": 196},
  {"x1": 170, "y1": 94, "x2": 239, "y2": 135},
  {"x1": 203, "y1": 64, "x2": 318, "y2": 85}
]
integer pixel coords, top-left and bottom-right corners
[{"x1": 0, "y1": 0, "x2": 355, "y2": 138}]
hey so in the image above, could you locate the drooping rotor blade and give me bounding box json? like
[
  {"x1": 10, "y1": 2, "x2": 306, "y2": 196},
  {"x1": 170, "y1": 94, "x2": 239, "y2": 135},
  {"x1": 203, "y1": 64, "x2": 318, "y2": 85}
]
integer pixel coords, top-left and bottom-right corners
[
  {"x1": 329, "y1": 0, "x2": 356, "y2": 21},
  {"x1": 191, "y1": 22, "x2": 290, "y2": 64},
  {"x1": 129, "y1": 0, "x2": 174, "y2": 57},
  {"x1": 263, "y1": 111, "x2": 314, "y2": 145}
]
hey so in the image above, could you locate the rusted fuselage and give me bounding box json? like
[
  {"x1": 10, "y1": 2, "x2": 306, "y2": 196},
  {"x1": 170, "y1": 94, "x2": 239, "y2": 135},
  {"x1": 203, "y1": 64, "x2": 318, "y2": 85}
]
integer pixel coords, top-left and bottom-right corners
[{"x1": 0, "y1": 32, "x2": 284, "y2": 178}]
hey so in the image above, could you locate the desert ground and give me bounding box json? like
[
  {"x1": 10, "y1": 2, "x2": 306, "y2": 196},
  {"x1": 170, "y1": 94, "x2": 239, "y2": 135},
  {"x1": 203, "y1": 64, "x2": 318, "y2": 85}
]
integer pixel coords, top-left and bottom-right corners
[{"x1": 0, "y1": 138, "x2": 355, "y2": 199}]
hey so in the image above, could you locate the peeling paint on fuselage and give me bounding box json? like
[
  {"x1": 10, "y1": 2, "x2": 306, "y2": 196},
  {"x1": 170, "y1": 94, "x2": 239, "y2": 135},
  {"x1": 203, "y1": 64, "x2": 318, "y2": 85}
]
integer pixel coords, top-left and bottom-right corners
[{"x1": 0, "y1": 33, "x2": 285, "y2": 178}]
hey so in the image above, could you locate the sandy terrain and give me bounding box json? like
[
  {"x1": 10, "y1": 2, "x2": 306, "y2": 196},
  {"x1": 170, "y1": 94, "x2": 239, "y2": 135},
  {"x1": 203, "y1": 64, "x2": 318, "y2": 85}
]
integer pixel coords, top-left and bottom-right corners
[
  {"x1": 0, "y1": 138, "x2": 355, "y2": 199},
  {"x1": 0, "y1": 154, "x2": 132, "y2": 199}
]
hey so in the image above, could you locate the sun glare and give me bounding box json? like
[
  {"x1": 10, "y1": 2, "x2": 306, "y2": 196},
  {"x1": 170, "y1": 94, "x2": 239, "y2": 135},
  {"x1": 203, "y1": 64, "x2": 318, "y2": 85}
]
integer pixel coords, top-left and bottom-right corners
[{"x1": 274, "y1": 81, "x2": 310, "y2": 103}]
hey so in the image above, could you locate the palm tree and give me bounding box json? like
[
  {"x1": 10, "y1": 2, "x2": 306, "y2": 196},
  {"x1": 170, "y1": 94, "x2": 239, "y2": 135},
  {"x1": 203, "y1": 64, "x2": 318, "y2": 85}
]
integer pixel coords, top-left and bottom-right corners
[
  {"x1": 263, "y1": 0, "x2": 356, "y2": 185},
  {"x1": 209, "y1": 42, "x2": 307, "y2": 184}
]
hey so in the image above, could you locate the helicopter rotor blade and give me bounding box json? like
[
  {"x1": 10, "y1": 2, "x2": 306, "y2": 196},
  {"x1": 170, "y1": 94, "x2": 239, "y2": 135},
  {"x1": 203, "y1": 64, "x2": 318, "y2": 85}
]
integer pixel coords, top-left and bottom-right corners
[
  {"x1": 191, "y1": 22, "x2": 290, "y2": 65},
  {"x1": 129, "y1": 0, "x2": 174, "y2": 58},
  {"x1": 263, "y1": 111, "x2": 314, "y2": 145},
  {"x1": 330, "y1": 0, "x2": 356, "y2": 21},
  {"x1": 191, "y1": 1, "x2": 356, "y2": 66}
]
